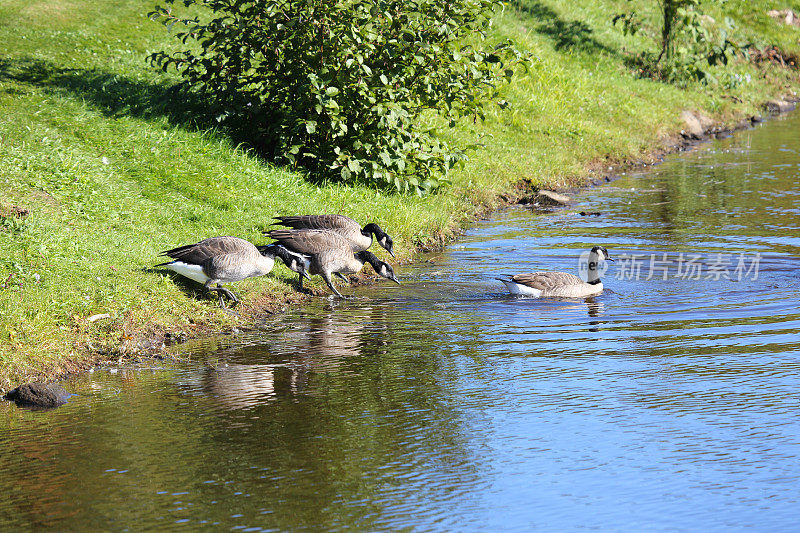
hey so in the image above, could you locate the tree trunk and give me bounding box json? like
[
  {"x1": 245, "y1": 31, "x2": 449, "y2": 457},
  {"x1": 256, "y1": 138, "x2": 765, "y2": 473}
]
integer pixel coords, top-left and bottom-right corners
[{"x1": 657, "y1": 0, "x2": 676, "y2": 64}]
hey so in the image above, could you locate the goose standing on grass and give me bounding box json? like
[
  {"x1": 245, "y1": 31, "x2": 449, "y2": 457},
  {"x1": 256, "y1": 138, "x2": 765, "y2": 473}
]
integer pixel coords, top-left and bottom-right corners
[
  {"x1": 497, "y1": 246, "x2": 613, "y2": 298},
  {"x1": 157, "y1": 236, "x2": 309, "y2": 308},
  {"x1": 266, "y1": 229, "x2": 400, "y2": 297},
  {"x1": 272, "y1": 214, "x2": 395, "y2": 257}
]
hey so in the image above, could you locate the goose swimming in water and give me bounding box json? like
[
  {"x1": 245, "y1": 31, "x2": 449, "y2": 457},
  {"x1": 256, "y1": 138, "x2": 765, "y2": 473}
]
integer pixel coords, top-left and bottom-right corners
[
  {"x1": 266, "y1": 228, "x2": 399, "y2": 297},
  {"x1": 272, "y1": 214, "x2": 395, "y2": 257},
  {"x1": 497, "y1": 246, "x2": 613, "y2": 298},
  {"x1": 157, "y1": 236, "x2": 309, "y2": 308}
]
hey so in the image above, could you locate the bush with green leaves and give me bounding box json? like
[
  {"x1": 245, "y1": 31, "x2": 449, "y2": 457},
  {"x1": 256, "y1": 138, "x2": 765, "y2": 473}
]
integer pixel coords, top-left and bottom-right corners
[
  {"x1": 613, "y1": 0, "x2": 746, "y2": 85},
  {"x1": 148, "y1": 0, "x2": 525, "y2": 193}
]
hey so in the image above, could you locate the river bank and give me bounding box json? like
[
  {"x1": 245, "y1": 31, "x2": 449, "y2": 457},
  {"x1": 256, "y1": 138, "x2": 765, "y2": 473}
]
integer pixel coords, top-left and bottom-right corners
[
  {"x1": 2, "y1": 0, "x2": 800, "y2": 389},
  {"x1": 3, "y1": 100, "x2": 796, "y2": 395},
  {"x1": 3, "y1": 108, "x2": 800, "y2": 528}
]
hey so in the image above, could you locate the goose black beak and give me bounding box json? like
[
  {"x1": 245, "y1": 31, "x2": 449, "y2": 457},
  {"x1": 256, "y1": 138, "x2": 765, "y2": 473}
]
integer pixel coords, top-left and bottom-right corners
[
  {"x1": 606, "y1": 258, "x2": 614, "y2": 262},
  {"x1": 390, "y1": 275, "x2": 401, "y2": 285}
]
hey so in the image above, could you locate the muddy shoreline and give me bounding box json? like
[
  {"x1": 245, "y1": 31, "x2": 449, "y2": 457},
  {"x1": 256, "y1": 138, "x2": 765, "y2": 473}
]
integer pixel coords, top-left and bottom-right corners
[{"x1": 2, "y1": 99, "x2": 796, "y2": 396}]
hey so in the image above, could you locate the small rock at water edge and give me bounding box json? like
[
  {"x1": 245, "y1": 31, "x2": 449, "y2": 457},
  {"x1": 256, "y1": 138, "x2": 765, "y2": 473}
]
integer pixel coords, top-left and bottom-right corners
[
  {"x1": 4, "y1": 383, "x2": 70, "y2": 408},
  {"x1": 763, "y1": 100, "x2": 796, "y2": 114},
  {"x1": 536, "y1": 190, "x2": 571, "y2": 205},
  {"x1": 680, "y1": 110, "x2": 706, "y2": 139}
]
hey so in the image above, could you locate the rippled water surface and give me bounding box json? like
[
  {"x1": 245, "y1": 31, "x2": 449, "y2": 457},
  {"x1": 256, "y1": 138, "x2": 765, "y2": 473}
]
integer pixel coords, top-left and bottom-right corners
[{"x1": 2, "y1": 114, "x2": 799, "y2": 530}]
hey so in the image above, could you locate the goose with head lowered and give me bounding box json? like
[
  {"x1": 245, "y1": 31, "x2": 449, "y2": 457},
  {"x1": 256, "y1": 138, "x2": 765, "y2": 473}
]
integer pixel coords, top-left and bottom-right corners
[
  {"x1": 157, "y1": 236, "x2": 309, "y2": 308},
  {"x1": 497, "y1": 246, "x2": 613, "y2": 298},
  {"x1": 266, "y1": 228, "x2": 399, "y2": 297},
  {"x1": 272, "y1": 214, "x2": 395, "y2": 257}
]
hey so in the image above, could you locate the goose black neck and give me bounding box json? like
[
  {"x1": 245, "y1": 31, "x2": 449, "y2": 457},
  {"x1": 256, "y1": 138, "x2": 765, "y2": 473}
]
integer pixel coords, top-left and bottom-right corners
[
  {"x1": 361, "y1": 222, "x2": 383, "y2": 238},
  {"x1": 355, "y1": 250, "x2": 380, "y2": 268},
  {"x1": 258, "y1": 244, "x2": 286, "y2": 260},
  {"x1": 585, "y1": 255, "x2": 604, "y2": 284}
]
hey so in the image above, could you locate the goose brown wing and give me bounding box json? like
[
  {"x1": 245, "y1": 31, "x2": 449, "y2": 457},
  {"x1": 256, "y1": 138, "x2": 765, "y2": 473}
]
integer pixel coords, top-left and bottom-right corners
[
  {"x1": 272, "y1": 214, "x2": 357, "y2": 231},
  {"x1": 161, "y1": 236, "x2": 254, "y2": 265},
  {"x1": 203, "y1": 251, "x2": 261, "y2": 281},
  {"x1": 266, "y1": 229, "x2": 351, "y2": 255},
  {"x1": 510, "y1": 271, "x2": 584, "y2": 290}
]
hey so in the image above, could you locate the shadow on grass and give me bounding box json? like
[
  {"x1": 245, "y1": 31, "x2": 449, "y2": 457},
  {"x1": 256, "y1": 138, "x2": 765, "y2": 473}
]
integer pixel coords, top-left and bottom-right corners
[
  {"x1": 509, "y1": 0, "x2": 618, "y2": 58},
  {"x1": 0, "y1": 56, "x2": 281, "y2": 160},
  {"x1": 142, "y1": 266, "x2": 300, "y2": 309},
  {"x1": 142, "y1": 266, "x2": 217, "y2": 304}
]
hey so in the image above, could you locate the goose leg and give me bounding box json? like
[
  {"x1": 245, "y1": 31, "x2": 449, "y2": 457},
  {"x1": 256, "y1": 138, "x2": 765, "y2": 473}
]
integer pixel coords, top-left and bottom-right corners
[
  {"x1": 204, "y1": 279, "x2": 226, "y2": 308},
  {"x1": 217, "y1": 285, "x2": 239, "y2": 306},
  {"x1": 210, "y1": 288, "x2": 229, "y2": 308},
  {"x1": 321, "y1": 272, "x2": 344, "y2": 298},
  {"x1": 218, "y1": 286, "x2": 241, "y2": 315},
  {"x1": 295, "y1": 272, "x2": 312, "y2": 294},
  {"x1": 334, "y1": 272, "x2": 350, "y2": 283},
  {"x1": 204, "y1": 280, "x2": 238, "y2": 308}
]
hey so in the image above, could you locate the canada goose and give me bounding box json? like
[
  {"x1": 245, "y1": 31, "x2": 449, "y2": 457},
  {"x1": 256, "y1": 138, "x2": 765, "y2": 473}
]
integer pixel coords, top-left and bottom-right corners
[
  {"x1": 266, "y1": 229, "x2": 400, "y2": 297},
  {"x1": 497, "y1": 246, "x2": 613, "y2": 298},
  {"x1": 157, "y1": 236, "x2": 309, "y2": 308},
  {"x1": 272, "y1": 214, "x2": 395, "y2": 257}
]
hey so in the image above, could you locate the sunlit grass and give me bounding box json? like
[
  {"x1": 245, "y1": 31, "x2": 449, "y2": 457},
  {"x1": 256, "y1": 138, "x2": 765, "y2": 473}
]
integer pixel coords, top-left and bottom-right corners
[{"x1": 1, "y1": 0, "x2": 798, "y2": 386}]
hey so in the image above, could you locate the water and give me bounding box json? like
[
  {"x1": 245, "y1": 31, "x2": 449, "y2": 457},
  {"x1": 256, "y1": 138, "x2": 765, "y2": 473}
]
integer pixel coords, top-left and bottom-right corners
[{"x1": 2, "y1": 114, "x2": 799, "y2": 530}]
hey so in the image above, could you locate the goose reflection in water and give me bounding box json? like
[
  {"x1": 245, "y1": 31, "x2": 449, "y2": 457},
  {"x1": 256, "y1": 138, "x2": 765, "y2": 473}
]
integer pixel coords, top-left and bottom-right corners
[
  {"x1": 541, "y1": 297, "x2": 606, "y2": 331},
  {"x1": 202, "y1": 364, "x2": 303, "y2": 410},
  {"x1": 584, "y1": 297, "x2": 604, "y2": 331},
  {"x1": 200, "y1": 306, "x2": 391, "y2": 409},
  {"x1": 498, "y1": 289, "x2": 607, "y2": 334}
]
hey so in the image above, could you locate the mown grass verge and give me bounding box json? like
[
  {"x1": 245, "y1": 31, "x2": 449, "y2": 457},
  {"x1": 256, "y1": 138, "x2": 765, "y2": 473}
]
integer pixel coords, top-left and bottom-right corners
[{"x1": 1, "y1": 0, "x2": 799, "y2": 388}]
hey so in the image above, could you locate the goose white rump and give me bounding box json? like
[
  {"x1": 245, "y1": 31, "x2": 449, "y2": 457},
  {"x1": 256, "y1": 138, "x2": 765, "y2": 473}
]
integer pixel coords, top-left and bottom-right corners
[{"x1": 163, "y1": 261, "x2": 214, "y2": 285}]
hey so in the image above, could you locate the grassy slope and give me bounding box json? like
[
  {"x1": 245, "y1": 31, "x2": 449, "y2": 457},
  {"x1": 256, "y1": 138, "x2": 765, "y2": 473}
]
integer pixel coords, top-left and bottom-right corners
[{"x1": 1, "y1": 0, "x2": 798, "y2": 386}]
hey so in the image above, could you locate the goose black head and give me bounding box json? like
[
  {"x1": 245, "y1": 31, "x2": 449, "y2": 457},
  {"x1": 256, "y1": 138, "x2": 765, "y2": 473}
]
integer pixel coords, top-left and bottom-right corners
[
  {"x1": 355, "y1": 251, "x2": 401, "y2": 284},
  {"x1": 258, "y1": 244, "x2": 277, "y2": 258},
  {"x1": 285, "y1": 255, "x2": 312, "y2": 280},
  {"x1": 590, "y1": 245, "x2": 613, "y2": 262},
  {"x1": 362, "y1": 223, "x2": 395, "y2": 258},
  {"x1": 262, "y1": 244, "x2": 311, "y2": 280}
]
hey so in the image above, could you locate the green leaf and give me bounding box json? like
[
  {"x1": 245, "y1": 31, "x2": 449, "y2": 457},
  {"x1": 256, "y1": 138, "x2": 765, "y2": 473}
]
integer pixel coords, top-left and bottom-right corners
[{"x1": 150, "y1": 0, "x2": 526, "y2": 193}]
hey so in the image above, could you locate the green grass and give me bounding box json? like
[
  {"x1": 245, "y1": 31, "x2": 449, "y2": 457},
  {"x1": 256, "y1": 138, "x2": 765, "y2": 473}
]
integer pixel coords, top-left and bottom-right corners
[{"x1": 1, "y1": 0, "x2": 798, "y2": 387}]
